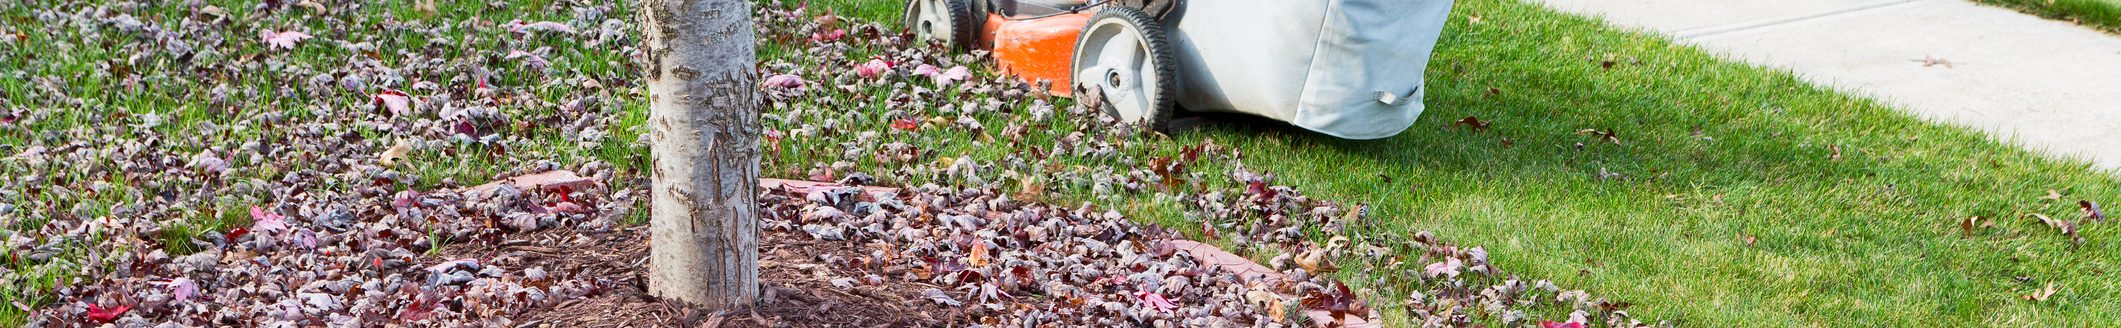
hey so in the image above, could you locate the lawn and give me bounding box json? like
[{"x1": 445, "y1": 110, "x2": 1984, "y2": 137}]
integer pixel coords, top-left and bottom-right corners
[
  {"x1": 796, "y1": 0, "x2": 2120, "y2": 326},
  {"x1": 1976, "y1": 0, "x2": 2121, "y2": 33},
  {"x1": 2, "y1": 0, "x2": 2116, "y2": 326}
]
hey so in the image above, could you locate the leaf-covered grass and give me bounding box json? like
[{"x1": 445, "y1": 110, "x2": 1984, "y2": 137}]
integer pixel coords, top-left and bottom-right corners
[
  {"x1": 786, "y1": 0, "x2": 2121, "y2": 326},
  {"x1": 0, "y1": 0, "x2": 652, "y2": 324},
  {"x1": 3, "y1": 0, "x2": 2116, "y2": 325},
  {"x1": 1975, "y1": 0, "x2": 2121, "y2": 33}
]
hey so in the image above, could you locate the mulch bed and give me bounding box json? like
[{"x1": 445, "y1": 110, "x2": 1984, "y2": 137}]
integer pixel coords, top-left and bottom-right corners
[{"x1": 447, "y1": 225, "x2": 979, "y2": 328}]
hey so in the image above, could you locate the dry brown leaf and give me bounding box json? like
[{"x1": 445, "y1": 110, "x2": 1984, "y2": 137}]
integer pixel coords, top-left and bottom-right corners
[
  {"x1": 2022, "y1": 282, "x2": 2057, "y2": 302},
  {"x1": 1575, "y1": 128, "x2": 1621, "y2": 144},
  {"x1": 380, "y1": 139, "x2": 413, "y2": 166},
  {"x1": 968, "y1": 242, "x2": 990, "y2": 266},
  {"x1": 1295, "y1": 249, "x2": 1337, "y2": 274},
  {"x1": 1452, "y1": 116, "x2": 1490, "y2": 133},
  {"x1": 1340, "y1": 204, "x2": 1370, "y2": 226},
  {"x1": 1960, "y1": 216, "x2": 1983, "y2": 239},
  {"x1": 2030, "y1": 213, "x2": 2083, "y2": 244},
  {"x1": 2040, "y1": 189, "x2": 2063, "y2": 201}
]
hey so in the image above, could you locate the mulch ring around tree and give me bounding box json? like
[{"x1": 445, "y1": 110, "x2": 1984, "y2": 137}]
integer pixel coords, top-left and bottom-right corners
[
  {"x1": 448, "y1": 227, "x2": 973, "y2": 327},
  {"x1": 463, "y1": 179, "x2": 1387, "y2": 327}
]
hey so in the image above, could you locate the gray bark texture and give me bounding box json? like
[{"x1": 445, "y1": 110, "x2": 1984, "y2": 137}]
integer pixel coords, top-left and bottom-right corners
[{"x1": 639, "y1": 0, "x2": 761, "y2": 309}]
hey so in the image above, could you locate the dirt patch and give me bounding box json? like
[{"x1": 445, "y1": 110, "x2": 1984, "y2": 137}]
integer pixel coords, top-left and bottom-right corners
[{"x1": 443, "y1": 225, "x2": 979, "y2": 327}]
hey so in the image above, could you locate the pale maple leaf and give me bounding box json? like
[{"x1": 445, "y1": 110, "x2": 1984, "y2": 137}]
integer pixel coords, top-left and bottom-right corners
[
  {"x1": 1136, "y1": 290, "x2": 1180, "y2": 313},
  {"x1": 165, "y1": 277, "x2": 199, "y2": 303},
  {"x1": 249, "y1": 206, "x2": 287, "y2": 234},
  {"x1": 506, "y1": 20, "x2": 577, "y2": 34},
  {"x1": 259, "y1": 30, "x2": 311, "y2": 50}
]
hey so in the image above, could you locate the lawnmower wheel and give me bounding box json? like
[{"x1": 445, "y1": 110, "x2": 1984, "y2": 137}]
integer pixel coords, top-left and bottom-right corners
[
  {"x1": 1070, "y1": 6, "x2": 1176, "y2": 133},
  {"x1": 903, "y1": 0, "x2": 979, "y2": 51}
]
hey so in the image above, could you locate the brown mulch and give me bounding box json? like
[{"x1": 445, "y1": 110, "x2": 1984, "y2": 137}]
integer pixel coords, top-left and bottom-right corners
[{"x1": 440, "y1": 226, "x2": 978, "y2": 328}]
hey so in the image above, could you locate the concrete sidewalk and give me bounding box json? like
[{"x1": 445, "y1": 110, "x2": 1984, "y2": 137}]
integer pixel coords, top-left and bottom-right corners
[{"x1": 1539, "y1": 0, "x2": 2121, "y2": 171}]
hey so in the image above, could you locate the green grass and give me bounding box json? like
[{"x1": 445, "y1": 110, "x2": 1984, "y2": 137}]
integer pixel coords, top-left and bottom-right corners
[
  {"x1": 1976, "y1": 0, "x2": 2121, "y2": 33},
  {"x1": 0, "y1": 0, "x2": 652, "y2": 324},
  {"x1": 3, "y1": 0, "x2": 2117, "y2": 326},
  {"x1": 792, "y1": 0, "x2": 2121, "y2": 326}
]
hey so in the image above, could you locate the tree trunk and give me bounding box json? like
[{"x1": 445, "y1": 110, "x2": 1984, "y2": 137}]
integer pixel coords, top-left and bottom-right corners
[{"x1": 639, "y1": 0, "x2": 760, "y2": 309}]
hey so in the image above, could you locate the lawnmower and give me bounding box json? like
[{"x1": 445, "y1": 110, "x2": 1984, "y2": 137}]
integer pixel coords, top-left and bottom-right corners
[{"x1": 903, "y1": 0, "x2": 1456, "y2": 139}]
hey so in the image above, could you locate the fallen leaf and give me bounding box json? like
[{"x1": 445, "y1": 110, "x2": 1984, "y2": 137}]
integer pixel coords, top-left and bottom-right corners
[
  {"x1": 189, "y1": 150, "x2": 229, "y2": 173},
  {"x1": 85, "y1": 303, "x2": 130, "y2": 324},
  {"x1": 1960, "y1": 216, "x2": 1983, "y2": 239},
  {"x1": 922, "y1": 288, "x2": 963, "y2": 307},
  {"x1": 506, "y1": 50, "x2": 551, "y2": 71},
  {"x1": 935, "y1": 66, "x2": 971, "y2": 85},
  {"x1": 968, "y1": 242, "x2": 990, "y2": 266},
  {"x1": 372, "y1": 89, "x2": 412, "y2": 116},
  {"x1": 380, "y1": 139, "x2": 414, "y2": 166},
  {"x1": 891, "y1": 117, "x2": 920, "y2": 131},
  {"x1": 1135, "y1": 291, "x2": 1179, "y2": 313},
  {"x1": 259, "y1": 29, "x2": 311, "y2": 50},
  {"x1": 166, "y1": 277, "x2": 199, "y2": 303},
  {"x1": 813, "y1": 13, "x2": 841, "y2": 28},
  {"x1": 1575, "y1": 128, "x2": 1621, "y2": 144},
  {"x1": 249, "y1": 206, "x2": 287, "y2": 234},
  {"x1": 762, "y1": 74, "x2": 806, "y2": 89},
  {"x1": 2081, "y1": 200, "x2": 2105, "y2": 222},
  {"x1": 2022, "y1": 282, "x2": 2057, "y2": 302},
  {"x1": 2030, "y1": 213, "x2": 2082, "y2": 244},
  {"x1": 855, "y1": 58, "x2": 891, "y2": 79},
  {"x1": 1452, "y1": 116, "x2": 1489, "y2": 133},
  {"x1": 2040, "y1": 189, "x2": 2062, "y2": 201},
  {"x1": 506, "y1": 20, "x2": 577, "y2": 34},
  {"x1": 1295, "y1": 249, "x2": 1337, "y2": 274},
  {"x1": 1541, "y1": 321, "x2": 1585, "y2": 328},
  {"x1": 1828, "y1": 144, "x2": 1843, "y2": 161},
  {"x1": 1424, "y1": 257, "x2": 1462, "y2": 278},
  {"x1": 808, "y1": 29, "x2": 846, "y2": 43}
]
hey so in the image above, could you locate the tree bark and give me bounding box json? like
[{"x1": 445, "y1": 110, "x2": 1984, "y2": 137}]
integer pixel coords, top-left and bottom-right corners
[{"x1": 639, "y1": 0, "x2": 760, "y2": 309}]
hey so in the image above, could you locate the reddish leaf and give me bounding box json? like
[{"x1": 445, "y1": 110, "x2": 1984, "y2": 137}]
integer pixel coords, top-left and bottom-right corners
[
  {"x1": 85, "y1": 303, "x2": 130, "y2": 323},
  {"x1": 1540, "y1": 322, "x2": 1585, "y2": 328},
  {"x1": 809, "y1": 28, "x2": 846, "y2": 43},
  {"x1": 2082, "y1": 200, "x2": 2106, "y2": 222},
  {"x1": 1452, "y1": 116, "x2": 1490, "y2": 132},
  {"x1": 1134, "y1": 291, "x2": 1179, "y2": 313},
  {"x1": 249, "y1": 206, "x2": 287, "y2": 234},
  {"x1": 1246, "y1": 181, "x2": 1277, "y2": 204},
  {"x1": 372, "y1": 89, "x2": 412, "y2": 116},
  {"x1": 855, "y1": 58, "x2": 891, "y2": 79}
]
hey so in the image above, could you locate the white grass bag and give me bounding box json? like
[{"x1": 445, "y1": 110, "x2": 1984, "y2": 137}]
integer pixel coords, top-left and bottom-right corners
[{"x1": 1167, "y1": 0, "x2": 1454, "y2": 139}]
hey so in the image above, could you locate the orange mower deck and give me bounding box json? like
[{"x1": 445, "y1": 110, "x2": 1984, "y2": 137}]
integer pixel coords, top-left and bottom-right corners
[{"x1": 982, "y1": 12, "x2": 1090, "y2": 96}]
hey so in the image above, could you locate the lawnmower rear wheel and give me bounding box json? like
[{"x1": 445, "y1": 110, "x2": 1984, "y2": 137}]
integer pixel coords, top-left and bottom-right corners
[
  {"x1": 903, "y1": 0, "x2": 979, "y2": 51},
  {"x1": 1070, "y1": 6, "x2": 1176, "y2": 133}
]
